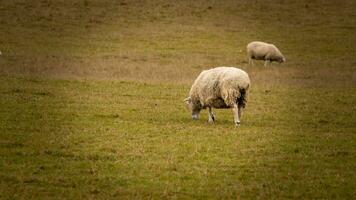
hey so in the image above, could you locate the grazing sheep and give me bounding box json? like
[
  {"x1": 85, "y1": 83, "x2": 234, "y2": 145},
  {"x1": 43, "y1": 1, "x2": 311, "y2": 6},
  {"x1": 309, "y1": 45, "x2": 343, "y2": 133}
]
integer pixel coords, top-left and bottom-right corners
[
  {"x1": 184, "y1": 67, "x2": 250, "y2": 126},
  {"x1": 247, "y1": 41, "x2": 285, "y2": 66}
]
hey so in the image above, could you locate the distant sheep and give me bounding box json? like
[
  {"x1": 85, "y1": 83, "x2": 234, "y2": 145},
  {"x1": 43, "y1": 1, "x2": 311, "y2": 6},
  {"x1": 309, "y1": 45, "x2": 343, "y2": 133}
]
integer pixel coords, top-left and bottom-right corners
[
  {"x1": 247, "y1": 41, "x2": 285, "y2": 66},
  {"x1": 184, "y1": 67, "x2": 250, "y2": 126}
]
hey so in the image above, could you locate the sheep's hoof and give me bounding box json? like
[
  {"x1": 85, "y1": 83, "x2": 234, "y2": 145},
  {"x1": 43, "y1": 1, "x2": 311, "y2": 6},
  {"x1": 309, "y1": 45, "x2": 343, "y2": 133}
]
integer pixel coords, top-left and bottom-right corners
[{"x1": 235, "y1": 121, "x2": 240, "y2": 127}]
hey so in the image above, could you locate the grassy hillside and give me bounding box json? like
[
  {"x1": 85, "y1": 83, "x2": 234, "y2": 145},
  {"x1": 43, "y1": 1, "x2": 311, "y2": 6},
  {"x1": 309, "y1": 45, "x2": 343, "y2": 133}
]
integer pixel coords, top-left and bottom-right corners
[{"x1": 0, "y1": 0, "x2": 356, "y2": 199}]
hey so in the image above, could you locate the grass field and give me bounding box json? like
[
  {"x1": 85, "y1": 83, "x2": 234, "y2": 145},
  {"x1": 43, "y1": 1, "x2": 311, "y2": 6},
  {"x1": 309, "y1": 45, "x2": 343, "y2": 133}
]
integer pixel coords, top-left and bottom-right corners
[{"x1": 1, "y1": 0, "x2": 356, "y2": 199}]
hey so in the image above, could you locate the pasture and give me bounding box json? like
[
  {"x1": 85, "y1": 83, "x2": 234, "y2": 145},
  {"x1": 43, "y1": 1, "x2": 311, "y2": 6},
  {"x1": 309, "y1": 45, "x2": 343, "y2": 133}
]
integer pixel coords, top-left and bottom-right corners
[{"x1": 0, "y1": 0, "x2": 356, "y2": 199}]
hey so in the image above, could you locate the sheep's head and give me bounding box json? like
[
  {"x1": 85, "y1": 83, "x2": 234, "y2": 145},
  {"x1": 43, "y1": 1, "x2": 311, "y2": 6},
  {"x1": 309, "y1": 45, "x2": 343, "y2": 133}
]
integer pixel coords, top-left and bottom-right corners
[
  {"x1": 278, "y1": 56, "x2": 286, "y2": 63},
  {"x1": 184, "y1": 97, "x2": 201, "y2": 120}
]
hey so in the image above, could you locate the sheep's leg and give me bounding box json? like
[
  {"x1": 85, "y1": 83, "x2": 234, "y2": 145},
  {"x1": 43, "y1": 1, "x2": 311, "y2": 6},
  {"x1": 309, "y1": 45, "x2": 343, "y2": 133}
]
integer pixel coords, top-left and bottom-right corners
[
  {"x1": 208, "y1": 107, "x2": 215, "y2": 123},
  {"x1": 249, "y1": 58, "x2": 254, "y2": 66},
  {"x1": 232, "y1": 104, "x2": 240, "y2": 126},
  {"x1": 264, "y1": 60, "x2": 269, "y2": 67},
  {"x1": 238, "y1": 103, "x2": 243, "y2": 122}
]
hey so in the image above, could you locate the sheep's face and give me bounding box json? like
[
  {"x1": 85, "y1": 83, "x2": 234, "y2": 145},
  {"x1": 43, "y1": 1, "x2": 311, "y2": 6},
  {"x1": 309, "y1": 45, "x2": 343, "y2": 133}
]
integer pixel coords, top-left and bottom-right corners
[
  {"x1": 184, "y1": 97, "x2": 201, "y2": 120},
  {"x1": 278, "y1": 56, "x2": 286, "y2": 63}
]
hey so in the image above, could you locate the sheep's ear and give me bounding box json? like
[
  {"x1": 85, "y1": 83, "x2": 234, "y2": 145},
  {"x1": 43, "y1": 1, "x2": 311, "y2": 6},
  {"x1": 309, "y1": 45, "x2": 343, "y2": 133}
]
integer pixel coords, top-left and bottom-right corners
[{"x1": 184, "y1": 97, "x2": 191, "y2": 104}]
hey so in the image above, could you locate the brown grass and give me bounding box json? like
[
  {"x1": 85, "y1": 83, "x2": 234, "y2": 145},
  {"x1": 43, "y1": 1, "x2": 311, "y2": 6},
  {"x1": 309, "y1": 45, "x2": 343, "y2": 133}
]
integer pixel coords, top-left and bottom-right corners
[{"x1": 0, "y1": 0, "x2": 355, "y2": 87}]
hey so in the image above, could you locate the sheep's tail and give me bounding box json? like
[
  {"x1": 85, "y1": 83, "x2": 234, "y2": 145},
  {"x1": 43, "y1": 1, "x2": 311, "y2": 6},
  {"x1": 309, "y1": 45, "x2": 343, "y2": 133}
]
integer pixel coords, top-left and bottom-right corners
[{"x1": 237, "y1": 85, "x2": 249, "y2": 108}]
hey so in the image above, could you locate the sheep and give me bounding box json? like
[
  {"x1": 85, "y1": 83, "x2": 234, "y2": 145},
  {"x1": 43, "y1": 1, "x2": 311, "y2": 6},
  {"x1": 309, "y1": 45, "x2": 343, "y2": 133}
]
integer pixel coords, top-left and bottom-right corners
[
  {"x1": 247, "y1": 41, "x2": 285, "y2": 66},
  {"x1": 184, "y1": 66, "x2": 250, "y2": 126}
]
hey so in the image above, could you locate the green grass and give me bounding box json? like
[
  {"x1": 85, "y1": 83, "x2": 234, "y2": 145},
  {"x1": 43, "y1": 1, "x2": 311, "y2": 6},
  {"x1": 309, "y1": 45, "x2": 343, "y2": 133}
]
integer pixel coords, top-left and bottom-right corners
[
  {"x1": 1, "y1": 77, "x2": 355, "y2": 199},
  {"x1": 0, "y1": 0, "x2": 356, "y2": 199}
]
